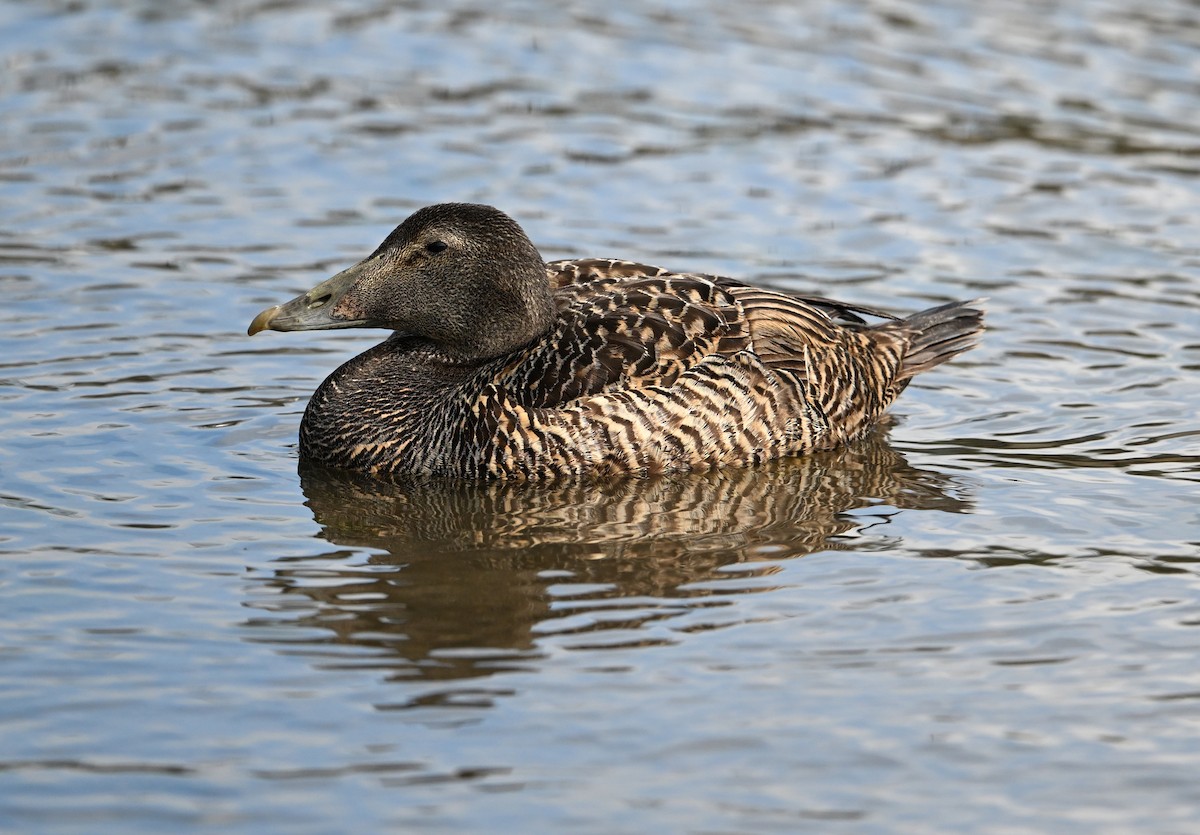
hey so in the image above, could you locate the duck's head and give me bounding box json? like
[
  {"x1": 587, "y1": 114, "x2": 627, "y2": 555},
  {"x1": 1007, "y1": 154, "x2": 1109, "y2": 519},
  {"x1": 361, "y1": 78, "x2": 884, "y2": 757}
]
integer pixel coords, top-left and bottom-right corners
[{"x1": 248, "y1": 203, "x2": 556, "y2": 363}]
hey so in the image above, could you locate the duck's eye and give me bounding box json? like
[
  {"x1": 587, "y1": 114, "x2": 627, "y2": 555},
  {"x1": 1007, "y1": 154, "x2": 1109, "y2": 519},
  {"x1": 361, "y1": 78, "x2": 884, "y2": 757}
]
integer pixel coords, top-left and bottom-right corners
[{"x1": 425, "y1": 240, "x2": 448, "y2": 254}]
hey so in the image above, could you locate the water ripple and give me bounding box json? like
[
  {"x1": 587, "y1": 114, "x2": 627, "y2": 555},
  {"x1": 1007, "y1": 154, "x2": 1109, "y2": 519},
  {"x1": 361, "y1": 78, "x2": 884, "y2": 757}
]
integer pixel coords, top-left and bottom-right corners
[{"x1": 3, "y1": 0, "x2": 1200, "y2": 832}]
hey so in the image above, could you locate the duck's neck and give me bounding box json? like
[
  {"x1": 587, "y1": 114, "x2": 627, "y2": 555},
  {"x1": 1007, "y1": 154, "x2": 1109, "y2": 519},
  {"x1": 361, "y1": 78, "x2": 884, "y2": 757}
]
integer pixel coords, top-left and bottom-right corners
[{"x1": 298, "y1": 334, "x2": 495, "y2": 474}]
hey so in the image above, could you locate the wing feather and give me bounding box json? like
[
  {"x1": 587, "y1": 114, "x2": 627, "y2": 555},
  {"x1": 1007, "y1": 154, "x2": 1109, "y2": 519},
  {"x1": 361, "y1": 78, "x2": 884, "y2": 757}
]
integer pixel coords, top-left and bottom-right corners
[
  {"x1": 499, "y1": 267, "x2": 748, "y2": 407},
  {"x1": 518, "y1": 259, "x2": 927, "y2": 453}
]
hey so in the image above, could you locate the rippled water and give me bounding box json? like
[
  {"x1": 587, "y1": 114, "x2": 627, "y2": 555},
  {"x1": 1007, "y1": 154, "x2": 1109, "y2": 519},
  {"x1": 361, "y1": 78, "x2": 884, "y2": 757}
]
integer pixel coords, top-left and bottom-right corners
[{"x1": 3, "y1": 1, "x2": 1200, "y2": 831}]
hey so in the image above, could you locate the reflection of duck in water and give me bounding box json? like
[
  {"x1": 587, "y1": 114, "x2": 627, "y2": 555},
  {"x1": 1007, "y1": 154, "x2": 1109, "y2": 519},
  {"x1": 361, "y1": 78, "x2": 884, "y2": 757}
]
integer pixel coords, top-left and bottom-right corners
[
  {"x1": 249, "y1": 203, "x2": 983, "y2": 478},
  {"x1": 249, "y1": 433, "x2": 971, "y2": 682}
]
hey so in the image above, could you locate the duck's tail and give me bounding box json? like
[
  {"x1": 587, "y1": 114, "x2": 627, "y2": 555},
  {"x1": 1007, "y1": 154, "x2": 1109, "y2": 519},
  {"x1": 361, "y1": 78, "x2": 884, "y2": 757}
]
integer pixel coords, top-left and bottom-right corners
[{"x1": 892, "y1": 299, "x2": 986, "y2": 382}]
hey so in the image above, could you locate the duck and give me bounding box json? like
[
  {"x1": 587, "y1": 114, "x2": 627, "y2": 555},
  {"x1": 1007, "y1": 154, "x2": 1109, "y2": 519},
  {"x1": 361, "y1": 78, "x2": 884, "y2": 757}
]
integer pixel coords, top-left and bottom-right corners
[{"x1": 248, "y1": 203, "x2": 983, "y2": 479}]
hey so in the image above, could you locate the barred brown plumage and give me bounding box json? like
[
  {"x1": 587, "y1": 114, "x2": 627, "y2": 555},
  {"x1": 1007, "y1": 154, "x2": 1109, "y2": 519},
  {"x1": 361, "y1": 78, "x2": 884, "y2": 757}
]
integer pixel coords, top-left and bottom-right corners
[{"x1": 248, "y1": 203, "x2": 984, "y2": 479}]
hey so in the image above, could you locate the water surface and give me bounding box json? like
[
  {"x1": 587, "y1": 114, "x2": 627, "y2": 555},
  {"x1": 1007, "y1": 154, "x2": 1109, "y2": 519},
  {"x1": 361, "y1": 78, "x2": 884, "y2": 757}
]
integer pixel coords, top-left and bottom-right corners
[{"x1": 2, "y1": 1, "x2": 1200, "y2": 832}]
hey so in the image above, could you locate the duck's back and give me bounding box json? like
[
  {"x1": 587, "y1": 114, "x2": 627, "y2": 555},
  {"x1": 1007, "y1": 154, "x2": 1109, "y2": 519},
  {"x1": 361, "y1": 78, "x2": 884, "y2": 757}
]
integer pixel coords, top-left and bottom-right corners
[
  {"x1": 464, "y1": 260, "x2": 981, "y2": 479},
  {"x1": 497, "y1": 263, "x2": 749, "y2": 408}
]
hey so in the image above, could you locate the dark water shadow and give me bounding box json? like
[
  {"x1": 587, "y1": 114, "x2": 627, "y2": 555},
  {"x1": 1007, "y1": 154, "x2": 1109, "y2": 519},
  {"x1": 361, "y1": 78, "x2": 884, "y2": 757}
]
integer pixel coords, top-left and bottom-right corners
[{"x1": 245, "y1": 430, "x2": 972, "y2": 684}]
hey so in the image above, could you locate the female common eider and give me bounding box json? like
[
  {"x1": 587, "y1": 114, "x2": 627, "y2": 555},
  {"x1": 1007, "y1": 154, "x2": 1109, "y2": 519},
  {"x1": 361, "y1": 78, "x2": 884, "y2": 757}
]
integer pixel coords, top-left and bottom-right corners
[{"x1": 248, "y1": 203, "x2": 983, "y2": 479}]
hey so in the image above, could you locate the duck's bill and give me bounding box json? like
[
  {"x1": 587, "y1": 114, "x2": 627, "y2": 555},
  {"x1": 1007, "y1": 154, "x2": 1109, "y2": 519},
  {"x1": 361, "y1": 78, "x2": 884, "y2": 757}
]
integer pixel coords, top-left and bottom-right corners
[{"x1": 247, "y1": 264, "x2": 370, "y2": 335}]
